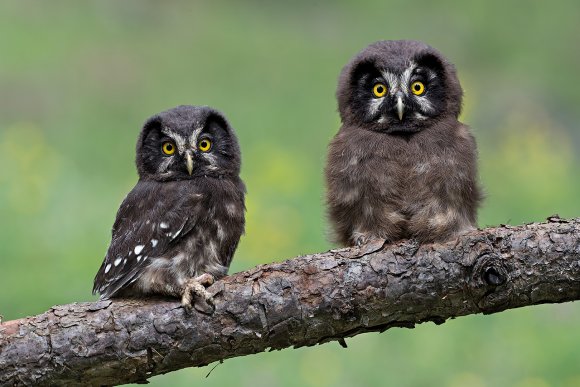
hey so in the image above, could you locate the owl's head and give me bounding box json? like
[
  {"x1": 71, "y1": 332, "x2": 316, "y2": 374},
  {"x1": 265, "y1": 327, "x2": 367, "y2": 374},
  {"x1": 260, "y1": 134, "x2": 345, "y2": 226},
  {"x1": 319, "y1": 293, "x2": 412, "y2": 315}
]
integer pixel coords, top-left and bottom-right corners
[
  {"x1": 136, "y1": 105, "x2": 241, "y2": 180},
  {"x1": 337, "y1": 40, "x2": 463, "y2": 133}
]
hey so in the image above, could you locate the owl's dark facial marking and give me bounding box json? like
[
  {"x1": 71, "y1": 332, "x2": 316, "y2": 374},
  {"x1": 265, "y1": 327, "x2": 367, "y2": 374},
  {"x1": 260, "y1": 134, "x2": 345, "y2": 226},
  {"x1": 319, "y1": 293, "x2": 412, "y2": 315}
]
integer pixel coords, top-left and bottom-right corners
[
  {"x1": 350, "y1": 56, "x2": 447, "y2": 133},
  {"x1": 136, "y1": 106, "x2": 241, "y2": 181},
  {"x1": 337, "y1": 41, "x2": 464, "y2": 135}
]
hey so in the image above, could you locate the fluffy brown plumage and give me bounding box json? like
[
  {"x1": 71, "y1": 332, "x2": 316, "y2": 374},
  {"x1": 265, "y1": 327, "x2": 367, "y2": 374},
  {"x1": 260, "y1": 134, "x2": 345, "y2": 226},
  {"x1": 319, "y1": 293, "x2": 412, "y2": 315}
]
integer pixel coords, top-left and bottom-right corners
[{"x1": 325, "y1": 40, "x2": 482, "y2": 246}]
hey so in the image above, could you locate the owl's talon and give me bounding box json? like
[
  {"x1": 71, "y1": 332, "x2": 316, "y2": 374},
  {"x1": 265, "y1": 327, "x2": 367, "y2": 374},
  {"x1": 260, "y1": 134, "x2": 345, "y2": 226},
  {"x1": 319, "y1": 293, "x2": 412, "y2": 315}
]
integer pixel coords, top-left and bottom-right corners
[
  {"x1": 195, "y1": 273, "x2": 215, "y2": 287},
  {"x1": 181, "y1": 274, "x2": 216, "y2": 314},
  {"x1": 354, "y1": 234, "x2": 368, "y2": 247}
]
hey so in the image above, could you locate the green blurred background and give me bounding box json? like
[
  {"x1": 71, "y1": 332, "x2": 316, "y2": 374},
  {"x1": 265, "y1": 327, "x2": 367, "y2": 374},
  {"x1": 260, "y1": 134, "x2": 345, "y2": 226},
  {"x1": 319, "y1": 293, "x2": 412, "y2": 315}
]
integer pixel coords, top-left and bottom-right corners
[{"x1": 1, "y1": 1, "x2": 579, "y2": 386}]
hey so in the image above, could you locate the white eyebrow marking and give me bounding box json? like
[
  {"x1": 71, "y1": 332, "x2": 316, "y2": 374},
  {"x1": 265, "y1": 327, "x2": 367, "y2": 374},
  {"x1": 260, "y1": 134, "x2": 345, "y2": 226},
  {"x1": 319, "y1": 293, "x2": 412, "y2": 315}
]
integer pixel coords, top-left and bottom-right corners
[
  {"x1": 161, "y1": 126, "x2": 186, "y2": 153},
  {"x1": 400, "y1": 62, "x2": 416, "y2": 95},
  {"x1": 380, "y1": 61, "x2": 417, "y2": 96},
  {"x1": 189, "y1": 126, "x2": 204, "y2": 148},
  {"x1": 380, "y1": 71, "x2": 398, "y2": 93}
]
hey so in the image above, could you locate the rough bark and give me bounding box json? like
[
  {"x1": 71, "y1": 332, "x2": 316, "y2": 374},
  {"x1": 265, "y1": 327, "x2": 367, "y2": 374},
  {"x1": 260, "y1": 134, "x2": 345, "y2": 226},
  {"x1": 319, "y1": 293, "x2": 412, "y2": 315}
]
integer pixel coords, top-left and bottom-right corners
[{"x1": 1, "y1": 216, "x2": 579, "y2": 386}]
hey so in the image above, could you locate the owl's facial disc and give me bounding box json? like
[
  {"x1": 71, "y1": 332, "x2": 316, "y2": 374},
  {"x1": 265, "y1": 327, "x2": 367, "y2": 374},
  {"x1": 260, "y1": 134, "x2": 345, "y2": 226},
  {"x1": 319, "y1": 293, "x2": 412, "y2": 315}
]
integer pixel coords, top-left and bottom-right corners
[
  {"x1": 351, "y1": 59, "x2": 446, "y2": 134},
  {"x1": 137, "y1": 106, "x2": 241, "y2": 181}
]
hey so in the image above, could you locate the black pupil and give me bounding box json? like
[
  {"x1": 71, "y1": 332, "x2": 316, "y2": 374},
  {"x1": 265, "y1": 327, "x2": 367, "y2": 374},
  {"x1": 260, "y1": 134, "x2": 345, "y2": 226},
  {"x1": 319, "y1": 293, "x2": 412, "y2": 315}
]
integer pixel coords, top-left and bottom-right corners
[
  {"x1": 377, "y1": 86, "x2": 383, "y2": 93},
  {"x1": 202, "y1": 141, "x2": 207, "y2": 147},
  {"x1": 166, "y1": 144, "x2": 173, "y2": 151},
  {"x1": 414, "y1": 84, "x2": 421, "y2": 91}
]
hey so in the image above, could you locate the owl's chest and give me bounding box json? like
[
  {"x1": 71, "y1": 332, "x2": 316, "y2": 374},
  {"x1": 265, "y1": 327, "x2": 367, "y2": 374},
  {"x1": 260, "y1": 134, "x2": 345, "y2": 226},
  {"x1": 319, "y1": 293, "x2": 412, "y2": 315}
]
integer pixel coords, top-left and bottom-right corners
[
  {"x1": 347, "y1": 139, "x2": 450, "y2": 203},
  {"x1": 160, "y1": 184, "x2": 244, "y2": 273}
]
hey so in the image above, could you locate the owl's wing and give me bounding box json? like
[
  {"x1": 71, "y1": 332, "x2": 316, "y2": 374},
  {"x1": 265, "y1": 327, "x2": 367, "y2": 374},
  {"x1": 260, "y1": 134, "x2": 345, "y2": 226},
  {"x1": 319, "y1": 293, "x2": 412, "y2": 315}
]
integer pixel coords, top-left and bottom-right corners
[{"x1": 93, "y1": 180, "x2": 203, "y2": 299}]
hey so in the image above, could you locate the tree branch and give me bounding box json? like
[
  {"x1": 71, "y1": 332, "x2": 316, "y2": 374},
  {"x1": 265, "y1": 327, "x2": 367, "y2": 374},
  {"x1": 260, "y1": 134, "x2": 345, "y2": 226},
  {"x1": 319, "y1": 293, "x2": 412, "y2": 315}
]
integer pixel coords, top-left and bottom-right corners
[{"x1": 1, "y1": 216, "x2": 579, "y2": 386}]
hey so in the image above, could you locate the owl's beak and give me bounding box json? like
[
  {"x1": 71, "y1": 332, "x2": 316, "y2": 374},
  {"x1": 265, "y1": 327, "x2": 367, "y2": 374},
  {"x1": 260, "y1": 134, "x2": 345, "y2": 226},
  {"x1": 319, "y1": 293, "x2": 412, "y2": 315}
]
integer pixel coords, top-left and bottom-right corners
[
  {"x1": 396, "y1": 94, "x2": 405, "y2": 121},
  {"x1": 185, "y1": 152, "x2": 194, "y2": 175}
]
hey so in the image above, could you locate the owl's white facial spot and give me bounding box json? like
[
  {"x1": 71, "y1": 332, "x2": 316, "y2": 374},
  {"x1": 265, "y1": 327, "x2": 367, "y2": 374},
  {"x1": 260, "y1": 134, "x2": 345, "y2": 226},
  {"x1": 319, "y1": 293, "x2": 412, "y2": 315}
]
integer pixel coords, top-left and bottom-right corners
[
  {"x1": 104, "y1": 263, "x2": 112, "y2": 274},
  {"x1": 151, "y1": 239, "x2": 158, "y2": 247},
  {"x1": 200, "y1": 152, "x2": 219, "y2": 170},
  {"x1": 368, "y1": 97, "x2": 384, "y2": 116},
  {"x1": 134, "y1": 245, "x2": 144, "y2": 255},
  {"x1": 414, "y1": 112, "x2": 428, "y2": 120},
  {"x1": 414, "y1": 96, "x2": 434, "y2": 114},
  {"x1": 157, "y1": 157, "x2": 172, "y2": 174},
  {"x1": 137, "y1": 255, "x2": 143, "y2": 262},
  {"x1": 160, "y1": 222, "x2": 169, "y2": 229},
  {"x1": 114, "y1": 257, "x2": 123, "y2": 266}
]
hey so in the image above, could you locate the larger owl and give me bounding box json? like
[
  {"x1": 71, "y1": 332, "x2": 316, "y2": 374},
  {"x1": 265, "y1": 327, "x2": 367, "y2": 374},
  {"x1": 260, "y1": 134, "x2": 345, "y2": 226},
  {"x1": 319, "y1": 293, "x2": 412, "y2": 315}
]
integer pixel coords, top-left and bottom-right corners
[
  {"x1": 93, "y1": 105, "x2": 245, "y2": 311},
  {"x1": 325, "y1": 40, "x2": 482, "y2": 246}
]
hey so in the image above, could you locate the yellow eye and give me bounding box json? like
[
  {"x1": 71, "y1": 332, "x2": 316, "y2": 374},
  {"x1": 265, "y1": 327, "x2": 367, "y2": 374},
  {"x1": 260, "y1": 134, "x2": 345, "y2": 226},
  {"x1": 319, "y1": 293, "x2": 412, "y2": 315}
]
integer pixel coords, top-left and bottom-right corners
[
  {"x1": 411, "y1": 81, "x2": 425, "y2": 95},
  {"x1": 372, "y1": 83, "x2": 387, "y2": 98},
  {"x1": 198, "y1": 138, "x2": 212, "y2": 152},
  {"x1": 162, "y1": 142, "x2": 175, "y2": 155}
]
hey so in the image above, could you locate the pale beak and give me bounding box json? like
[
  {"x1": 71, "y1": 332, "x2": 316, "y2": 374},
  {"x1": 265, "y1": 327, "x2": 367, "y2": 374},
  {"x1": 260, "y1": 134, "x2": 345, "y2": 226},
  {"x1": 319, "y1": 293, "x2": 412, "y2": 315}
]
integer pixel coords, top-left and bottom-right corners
[
  {"x1": 185, "y1": 152, "x2": 193, "y2": 175},
  {"x1": 396, "y1": 95, "x2": 404, "y2": 121}
]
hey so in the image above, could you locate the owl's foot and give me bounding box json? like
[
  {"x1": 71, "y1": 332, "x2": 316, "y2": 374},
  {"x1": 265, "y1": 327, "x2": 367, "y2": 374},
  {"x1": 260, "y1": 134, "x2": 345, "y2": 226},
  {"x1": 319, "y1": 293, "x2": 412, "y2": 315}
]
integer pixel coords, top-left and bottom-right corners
[
  {"x1": 181, "y1": 273, "x2": 215, "y2": 314},
  {"x1": 353, "y1": 233, "x2": 386, "y2": 248},
  {"x1": 353, "y1": 233, "x2": 370, "y2": 247}
]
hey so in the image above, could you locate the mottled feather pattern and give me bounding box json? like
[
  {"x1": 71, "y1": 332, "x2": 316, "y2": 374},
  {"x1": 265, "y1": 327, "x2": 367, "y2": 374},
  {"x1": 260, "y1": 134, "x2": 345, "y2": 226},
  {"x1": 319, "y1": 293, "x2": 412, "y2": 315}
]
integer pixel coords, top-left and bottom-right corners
[{"x1": 93, "y1": 105, "x2": 245, "y2": 305}]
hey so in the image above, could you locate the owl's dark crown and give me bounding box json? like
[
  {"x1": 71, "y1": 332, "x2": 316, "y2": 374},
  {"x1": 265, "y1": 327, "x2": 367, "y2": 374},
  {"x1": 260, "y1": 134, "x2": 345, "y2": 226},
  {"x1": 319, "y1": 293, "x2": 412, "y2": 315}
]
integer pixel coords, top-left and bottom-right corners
[
  {"x1": 136, "y1": 105, "x2": 241, "y2": 181},
  {"x1": 337, "y1": 40, "x2": 463, "y2": 134}
]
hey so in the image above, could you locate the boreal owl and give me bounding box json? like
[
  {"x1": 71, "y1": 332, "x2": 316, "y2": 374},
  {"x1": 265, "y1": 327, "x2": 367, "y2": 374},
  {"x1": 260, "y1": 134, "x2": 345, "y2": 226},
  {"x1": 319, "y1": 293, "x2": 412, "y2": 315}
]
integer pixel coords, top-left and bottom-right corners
[
  {"x1": 325, "y1": 40, "x2": 482, "y2": 246},
  {"x1": 93, "y1": 105, "x2": 245, "y2": 311}
]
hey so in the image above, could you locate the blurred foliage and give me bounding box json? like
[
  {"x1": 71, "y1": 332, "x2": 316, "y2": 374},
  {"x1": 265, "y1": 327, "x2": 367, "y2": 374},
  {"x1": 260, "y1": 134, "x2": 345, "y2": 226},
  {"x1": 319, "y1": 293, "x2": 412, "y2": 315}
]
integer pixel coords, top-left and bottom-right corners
[{"x1": 0, "y1": 1, "x2": 579, "y2": 386}]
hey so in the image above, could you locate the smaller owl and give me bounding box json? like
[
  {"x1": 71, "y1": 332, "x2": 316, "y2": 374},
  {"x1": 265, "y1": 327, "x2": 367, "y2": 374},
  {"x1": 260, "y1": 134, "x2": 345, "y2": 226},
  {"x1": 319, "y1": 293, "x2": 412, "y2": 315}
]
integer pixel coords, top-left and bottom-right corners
[
  {"x1": 326, "y1": 40, "x2": 482, "y2": 246},
  {"x1": 93, "y1": 105, "x2": 245, "y2": 311}
]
